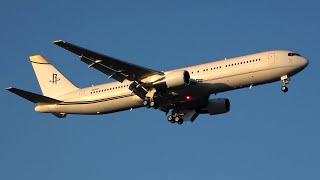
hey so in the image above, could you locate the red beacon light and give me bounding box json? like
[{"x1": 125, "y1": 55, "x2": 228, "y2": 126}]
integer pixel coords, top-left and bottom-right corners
[{"x1": 185, "y1": 95, "x2": 192, "y2": 101}]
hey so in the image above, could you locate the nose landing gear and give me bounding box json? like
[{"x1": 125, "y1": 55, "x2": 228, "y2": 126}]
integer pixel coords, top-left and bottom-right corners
[
  {"x1": 281, "y1": 86, "x2": 288, "y2": 92},
  {"x1": 281, "y1": 75, "x2": 290, "y2": 93}
]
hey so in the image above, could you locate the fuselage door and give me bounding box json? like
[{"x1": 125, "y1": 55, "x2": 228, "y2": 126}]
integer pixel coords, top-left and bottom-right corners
[
  {"x1": 268, "y1": 53, "x2": 275, "y2": 64},
  {"x1": 79, "y1": 91, "x2": 85, "y2": 96}
]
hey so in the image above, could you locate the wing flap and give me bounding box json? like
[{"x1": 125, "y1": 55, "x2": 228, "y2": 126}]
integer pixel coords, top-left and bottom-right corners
[
  {"x1": 6, "y1": 87, "x2": 62, "y2": 104},
  {"x1": 80, "y1": 56, "x2": 127, "y2": 82}
]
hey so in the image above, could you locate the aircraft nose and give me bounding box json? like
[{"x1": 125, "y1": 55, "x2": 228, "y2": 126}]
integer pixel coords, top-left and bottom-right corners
[{"x1": 300, "y1": 57, "x2": 309, "y2": 68}]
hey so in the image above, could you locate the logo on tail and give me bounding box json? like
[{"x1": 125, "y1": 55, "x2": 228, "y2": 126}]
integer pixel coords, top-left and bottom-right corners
[{"x1": 49, "y1": 73, "x2": 60, "y2": 84}]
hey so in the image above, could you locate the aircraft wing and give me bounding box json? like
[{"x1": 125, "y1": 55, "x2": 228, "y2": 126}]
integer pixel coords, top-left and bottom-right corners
[{"x1": 53, "y1": 40, "x2": 164, "y2": 82}]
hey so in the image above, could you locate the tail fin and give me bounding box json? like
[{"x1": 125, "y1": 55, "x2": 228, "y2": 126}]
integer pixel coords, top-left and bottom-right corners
[{"x1": 30, "y1": 55, "x2": 78, "y2": 98}]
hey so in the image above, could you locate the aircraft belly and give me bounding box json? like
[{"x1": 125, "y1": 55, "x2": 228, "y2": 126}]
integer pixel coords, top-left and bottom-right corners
[
  {"x1": 40, "y1": 95, "x2": 143, "y2": 115},
  {"x1": 100, "y1": 96, "x2": 144, "y2": 114}
]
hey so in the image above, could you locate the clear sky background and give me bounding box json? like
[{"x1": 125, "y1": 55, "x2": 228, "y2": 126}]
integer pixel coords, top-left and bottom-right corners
[{"x1": 1, "y1": 0, "x2": 319, "y2": 179}]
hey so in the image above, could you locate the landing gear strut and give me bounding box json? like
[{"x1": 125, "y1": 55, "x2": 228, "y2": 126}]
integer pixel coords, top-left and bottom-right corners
[{"x1": 281, "y1": 75, "x2": 290, "y2": 93}]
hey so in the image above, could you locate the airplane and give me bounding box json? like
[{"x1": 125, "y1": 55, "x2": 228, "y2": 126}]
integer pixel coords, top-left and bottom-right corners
[{"x1": 6, "y1": 40, "x2": 308, "y2": 124}]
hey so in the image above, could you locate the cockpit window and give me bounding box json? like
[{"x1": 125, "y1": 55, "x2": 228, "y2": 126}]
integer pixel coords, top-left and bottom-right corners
[{"x1": 288, "y1": 53, "x2": 301, "y2": 56}]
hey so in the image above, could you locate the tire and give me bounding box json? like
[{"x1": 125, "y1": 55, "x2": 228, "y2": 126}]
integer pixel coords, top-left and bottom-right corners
[
  {"x1": 174, "y1": 116, "x2": 180, "y2": 122},
  {"x1": 149, "y1": 101, "x2": 155, "y2": 107},
  {"x1": 143, "y1": 100, "x2": 148, "y2": 106},
  {"x1": 152, "y1": 103, "x2": 159, "y2": 109},
  {"x1": 177, "y1": 120, "x2": 183, "y2": 125},
  {"x1": 281, "y1": 86, "x2": 288, "y2": 92}
]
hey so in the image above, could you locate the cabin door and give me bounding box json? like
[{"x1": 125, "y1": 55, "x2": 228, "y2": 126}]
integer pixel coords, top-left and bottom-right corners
[{"x1": 79, "y1": 91, "x2": 85, "y2": 96}]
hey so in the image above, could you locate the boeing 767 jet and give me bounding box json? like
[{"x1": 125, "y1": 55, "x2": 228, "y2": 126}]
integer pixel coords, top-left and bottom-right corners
[{"x1": 6, "y1": 40, "x2": 308, "y2": 124}]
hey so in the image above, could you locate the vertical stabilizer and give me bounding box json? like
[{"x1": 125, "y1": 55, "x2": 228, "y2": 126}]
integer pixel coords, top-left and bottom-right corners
[{"x1": 30, "y1": 55, "x2": 78, "y2": 98}]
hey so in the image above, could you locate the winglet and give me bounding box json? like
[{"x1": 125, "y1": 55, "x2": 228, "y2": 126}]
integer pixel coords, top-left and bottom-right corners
[{"x1": 52, "y1": 40, "x2": 65, "y2": 44}]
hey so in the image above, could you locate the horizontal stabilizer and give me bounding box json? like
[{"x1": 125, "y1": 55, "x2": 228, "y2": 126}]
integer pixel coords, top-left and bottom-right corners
[{"x1": 6, "y1": 87, "x2": 62, "y2": 104}]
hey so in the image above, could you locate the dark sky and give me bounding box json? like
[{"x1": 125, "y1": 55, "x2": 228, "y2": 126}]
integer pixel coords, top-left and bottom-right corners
[{"x1": 1, "y1": 0, "x2": 319, "y2": 179}]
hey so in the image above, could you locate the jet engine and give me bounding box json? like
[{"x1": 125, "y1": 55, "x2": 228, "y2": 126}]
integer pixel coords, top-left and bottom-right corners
[
  {"x1": 153, "y1": 70, "x2": 190, "y2": 89},
  {"x1": 198, "y1": 98, "x2": 231, "y2": 115}
]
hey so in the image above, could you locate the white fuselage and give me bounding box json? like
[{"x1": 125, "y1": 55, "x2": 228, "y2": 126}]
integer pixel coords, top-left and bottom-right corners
[{"x1": 35, "y1": 50, "x2": 308, "y2": 115}]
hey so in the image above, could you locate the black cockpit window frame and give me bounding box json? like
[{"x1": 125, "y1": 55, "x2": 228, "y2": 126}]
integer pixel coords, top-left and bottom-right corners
[{"x1": 288, "y1": 53, "x2": 301, "y2": 57}]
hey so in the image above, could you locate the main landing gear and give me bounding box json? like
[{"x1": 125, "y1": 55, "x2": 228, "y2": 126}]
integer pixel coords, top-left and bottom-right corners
[
  {"x1": 142, "y1": 99, "x2": 159, "y2": 109},
  {"x1": 281, "y1": 75, "x2": 290, "y2": 93},
  {"x1": 167, "y1": 113, "x2": 184, "y2": 125}
]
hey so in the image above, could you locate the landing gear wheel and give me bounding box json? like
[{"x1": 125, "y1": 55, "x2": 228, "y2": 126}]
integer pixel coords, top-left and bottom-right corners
[
  {"x1": 177, "y1": 119, "x2": 183, "y2": 125},
  {"x1": 167, "y1": 115, "x2": 175, "y2": 123},
  {"x1": 174, "y1": 116, "x2": 184, "y2": 125},
  {"x1": 143, "y1": 99, "x2": 158, "y2": 108},
  {"x1": 142, "y1": 100, "x2": 148, "y2": 106},
  {"x1": 149, "y1": 101, "x2": 155, "y2": 107},
  {"x1": 152, "y1": 103, "x2": 159, "y2": 109},
  {"x1": 174, "y1": 116, "x2": 180, "y2": 122},
  {"x1": 281, "y1": 86, "x2": 288, "y2": 92}
]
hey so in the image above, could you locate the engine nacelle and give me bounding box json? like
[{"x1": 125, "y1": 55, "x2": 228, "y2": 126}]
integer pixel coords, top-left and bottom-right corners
[
  {"x1": 154, "y1": 70, "x2": 190, "y2": 89},
  {"x1": 201, "y1": 98, "x2": 231, "y2": 115}
]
